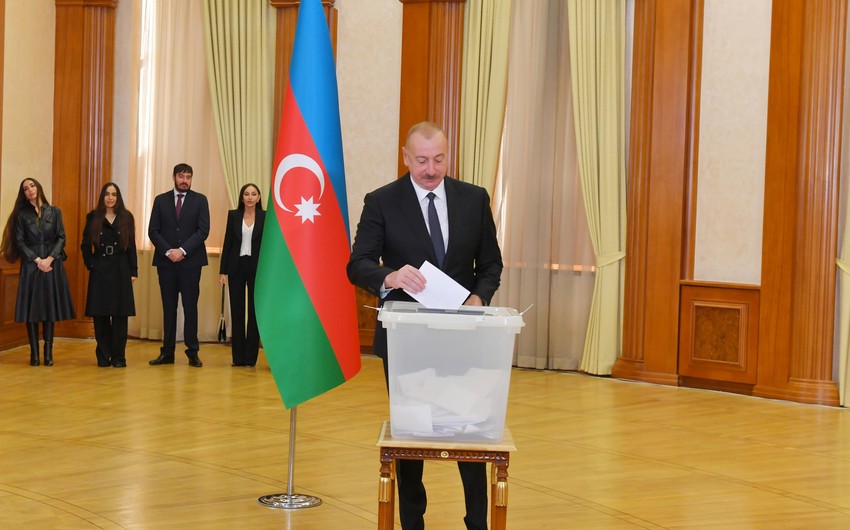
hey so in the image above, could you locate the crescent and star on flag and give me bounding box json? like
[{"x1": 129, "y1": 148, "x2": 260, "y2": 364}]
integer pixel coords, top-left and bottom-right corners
[{"x1": 273, "y1": 153, "x2": 325, "y2": 224}]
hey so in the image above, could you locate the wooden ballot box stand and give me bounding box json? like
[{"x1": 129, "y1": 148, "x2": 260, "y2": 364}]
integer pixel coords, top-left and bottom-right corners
[{"x1": 375, "y1": 421, "x2": 517, "y2": 530}]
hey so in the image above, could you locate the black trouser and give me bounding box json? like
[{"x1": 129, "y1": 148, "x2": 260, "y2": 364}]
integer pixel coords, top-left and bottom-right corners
[
  {"x1": 228, "y1": 256, "x2": 259, "y2": 365},
  {"x1": 381, "y1": 357, "x2": 488, "y2": 530},
  {"x1": 93, "y1": 315, "x2": 128, "y2": 363},
  {"x1": 157, "y1": 266, "x2": 202, "y2": 355}
]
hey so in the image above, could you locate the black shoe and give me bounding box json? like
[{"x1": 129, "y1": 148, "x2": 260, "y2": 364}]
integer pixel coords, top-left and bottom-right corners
[
  {"x1": 112, "y1": 359, "x2": 127, "y2": 368},
  {"x1": 186, "y1": 352, "x2": 203, "y2": 368},
  {"x1": 43, "y1": 344, "x2": 53, "y2": 366},
  {"x1": 27, "y1": 323, "x2": 39, "y2": 366},
  {"x1": 149, "y1": 354, "x2": 174, "y2": 365},
  {"x1": 97, "y1": 360, "x2": 111, "y2": 367},
  {"x1": 42, "y1": 323, "x2": 54, "y2": 366}
]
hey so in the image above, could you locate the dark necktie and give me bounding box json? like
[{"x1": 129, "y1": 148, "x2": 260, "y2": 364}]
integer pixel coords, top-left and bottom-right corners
[
  {"x1": 427, "y1": 192, "x2": 445, "y2": 267},
  {"x1": 176, "y1": 193, "x2": 184, "y2": 218}
]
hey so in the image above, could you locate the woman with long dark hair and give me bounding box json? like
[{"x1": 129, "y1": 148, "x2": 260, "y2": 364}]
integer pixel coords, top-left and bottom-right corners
[
  {"x1": 219, "y1": 183, "x2": 265, "y2": 367},
  {"x1": 0, "y1": 178, "x2": 75, "y2": 366},
  {"x1": 81, "y1": 182, "x2": 137, "y2": 367}
]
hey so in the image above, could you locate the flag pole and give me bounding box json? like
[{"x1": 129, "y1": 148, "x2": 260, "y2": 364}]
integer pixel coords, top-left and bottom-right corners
[{"x1": 257, "y1": 406, "x2": 322, "y2": 509}]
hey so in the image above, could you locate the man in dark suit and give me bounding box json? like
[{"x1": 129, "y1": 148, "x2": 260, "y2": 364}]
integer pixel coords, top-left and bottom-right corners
[
  {"x1": 148, "y1": 162, "x2": 210, "y2": 368},
  {"x1": 347, "y1": 122, "x2": 503, "y2": 530}
]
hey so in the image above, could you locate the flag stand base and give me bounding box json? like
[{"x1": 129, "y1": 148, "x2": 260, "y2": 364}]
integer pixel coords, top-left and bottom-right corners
[
  {"x1": 259, "y1": 406, "x2": 322, "y2": 510},
  {"x1": 257, "y1": 493, "x2": 322, "y2": 510}
]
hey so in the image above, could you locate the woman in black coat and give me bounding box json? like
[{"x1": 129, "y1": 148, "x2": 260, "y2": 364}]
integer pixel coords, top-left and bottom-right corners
[
  {"x1": 0, "y1": 178, "x2": 75, "y2": 366},
  {"x1": 81, "y1": 183, "x2": 137, "y2": 367},
  {"x1": 219, "y1": 183, "x2": 265, "y2": 367}
]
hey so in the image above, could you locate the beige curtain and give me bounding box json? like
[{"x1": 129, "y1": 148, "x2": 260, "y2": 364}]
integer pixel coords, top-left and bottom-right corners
[
  {"x1": 201, "y1": 0, "x2": 275, "y2": 208},
  {"x1": 128, "y1": 0, "x2": 231, "y2": 343},
  {"x1": 567, "y1": 1, "x2": 626, "y2": 374},
  {"x1": 458, "y1": 0, "x2": 512, "y2": 191},
  {"x1": 837, "y1": 26, "x2": 850, "y2": 405},
  {"x1": 839, "y1": 257, "x2": 850, "y2": 406},
  {"x1": 492, "y1": 0, "x2": 596, "y2": 370}
]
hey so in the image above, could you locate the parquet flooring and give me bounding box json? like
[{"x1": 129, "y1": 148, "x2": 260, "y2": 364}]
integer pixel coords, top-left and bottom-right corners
[{"x1": 1, "y1": 339, "x2": 849, "y2": 529}]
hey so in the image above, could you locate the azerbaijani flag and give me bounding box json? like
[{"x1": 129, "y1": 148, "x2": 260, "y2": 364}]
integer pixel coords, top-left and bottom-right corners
[{"x1": 255, "y1": 0, "x2": 360, "y2": 409}]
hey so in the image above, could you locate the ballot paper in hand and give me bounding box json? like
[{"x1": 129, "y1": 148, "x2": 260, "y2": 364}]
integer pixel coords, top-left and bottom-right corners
[{"x1": 404, "y1": 261, "x2": 470, "y2": 309}]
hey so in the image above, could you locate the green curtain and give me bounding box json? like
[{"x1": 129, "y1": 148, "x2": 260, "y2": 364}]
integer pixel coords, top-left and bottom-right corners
[
  {"x1": 459, "y1": 0, "x2": 512, "y2": 191},
  {"x1": 566, "y1": 0, "x2": 626, "y2": 374},
  {"x1": 201, "y1": 0, "x2": 275, "y2": 208}
]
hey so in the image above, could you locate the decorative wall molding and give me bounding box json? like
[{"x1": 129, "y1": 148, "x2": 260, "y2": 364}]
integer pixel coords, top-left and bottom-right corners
[{"x1": 679, "y1": 282, "x2": 759, "y2": 388}]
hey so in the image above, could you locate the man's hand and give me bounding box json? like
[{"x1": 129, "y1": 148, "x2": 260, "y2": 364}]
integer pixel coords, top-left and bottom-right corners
[
  {"x1": 464, "y1": 294, "x2": 484, "y2": 306},
  {"x1": 384, "y1": 264, "x2": 426, "y2": 294},
  {"x1": 167, "y1": 248, "x2": 185, "y2": 263}
]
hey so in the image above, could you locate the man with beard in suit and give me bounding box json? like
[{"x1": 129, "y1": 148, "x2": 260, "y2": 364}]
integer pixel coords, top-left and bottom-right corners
[{"x1": 148, "y1": 163, "x2": 210, "y2": 368}]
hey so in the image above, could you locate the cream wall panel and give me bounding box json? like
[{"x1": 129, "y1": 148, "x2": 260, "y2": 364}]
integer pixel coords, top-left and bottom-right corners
[
  {"x1": 694, "y1": 0, "x2": 772, "y2": 285},
  {"x1": 335, "y1": 0, "x2": 402, "y2": 236},
  {"x1": 0, "y1": 0, "x2": 402, "y2": 241},
  {"x1": 111, "y1": 0, "x2": 136, "y2": 196},
  {"x1": 1, "y1": 0, "x2": 55, "y2": 222}
]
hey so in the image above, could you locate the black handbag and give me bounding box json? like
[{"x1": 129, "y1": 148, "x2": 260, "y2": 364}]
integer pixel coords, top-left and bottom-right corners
[{"x1": 218, "y1": 285, "x2": 227, "y2": 343}]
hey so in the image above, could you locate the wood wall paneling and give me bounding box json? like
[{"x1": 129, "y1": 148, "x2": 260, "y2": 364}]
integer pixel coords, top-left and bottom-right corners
[
  {"x1": 355, "y1": 288, "x2": 376, "y2": 353},
  {"x1": 0, "y1": 262, "x2": 25, "y2": 348},
  {"x1": 270, "y1": 1, "x2": 338, "y2": 144},
  {"x1": 754, "y1": 0, "x2": 845, "y2": 406},
  {"x1": 618, "y1": 0, "x2": 655, "y2": 381},
  {"x1": 397, "y1": 0, "x2": 465, "y2": 178},
  {"x1": 52, "y1": 1, "x2": 117, "y2": 339},
  {"x1": 683, "y1": 0, "x2": 705, "y2": 279},
  {"x1": 679, "y1": 282, "x2": 759, "y2": 389},
  {"x1": 620, "y1": 0, "x2": 845, "y2": 406},
  {"x1": 398, "y1": 1, "x2": 431, "y2": 177},
  {"x1": 615, "y1": 0, "x2": 695, "y2": 386}
]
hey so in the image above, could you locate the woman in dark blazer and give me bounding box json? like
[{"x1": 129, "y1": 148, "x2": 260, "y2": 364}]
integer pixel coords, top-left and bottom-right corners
[
  {"x1": 219, "y1": 183, "x2": 265, "y2": 367},
  {"x1": 81, "y1": 183, "x2": 137, "y2": 367},
  {"x1": 0, "y1": 178, "x2": 75, "y2": 366}
]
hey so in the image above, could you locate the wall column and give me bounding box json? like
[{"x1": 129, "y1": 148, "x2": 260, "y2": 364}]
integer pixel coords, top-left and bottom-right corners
[
  {"x1": 755, "y1": 0, "x2": 846, "y2": 406},
  {"x1": 53, "y1": 0, "x2": 117, "y2": 338},
  {"x1": 614, "y1": 0, "x2": 695, "y2": 386},
  {"x1": 397, "y1": 0, "x2": 466, "y2": 177}
]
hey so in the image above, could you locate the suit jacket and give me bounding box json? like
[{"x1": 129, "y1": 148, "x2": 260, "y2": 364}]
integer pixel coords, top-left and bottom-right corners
[
  {"x1": 347, "y1": 174, "x2": 503, "y2": 358},
  {"x1": 219, "y1": 208, "x2": 265, "y2": 275},
  {"x1": 148, "y1": 189, "x2": 210, "y2": 269}
]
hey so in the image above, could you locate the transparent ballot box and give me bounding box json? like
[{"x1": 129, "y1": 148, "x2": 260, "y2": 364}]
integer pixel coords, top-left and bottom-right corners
[{"x1": 378, "y1": 301, "x2": 524, "y2": 442}]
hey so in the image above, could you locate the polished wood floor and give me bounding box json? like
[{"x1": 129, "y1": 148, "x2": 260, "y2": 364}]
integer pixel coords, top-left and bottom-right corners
[{"x1": 1, "y1": 339, "x2": 850, "y2": 529}]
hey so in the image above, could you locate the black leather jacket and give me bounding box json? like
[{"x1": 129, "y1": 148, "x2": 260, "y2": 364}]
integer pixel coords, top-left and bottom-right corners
[{"x1": 14, "y1": 205, "x2": 67, "y2": 262}]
